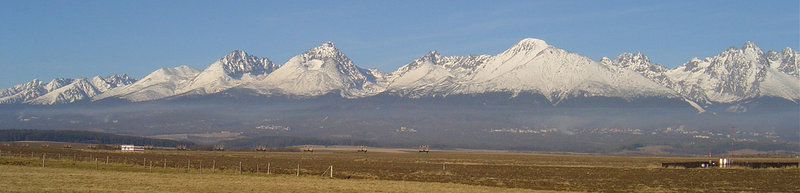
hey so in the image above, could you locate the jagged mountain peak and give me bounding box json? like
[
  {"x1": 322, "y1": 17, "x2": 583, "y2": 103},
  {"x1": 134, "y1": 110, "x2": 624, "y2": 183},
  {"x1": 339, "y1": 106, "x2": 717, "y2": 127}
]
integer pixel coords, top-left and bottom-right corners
[
  {"x1": 97, "y1": 74, "x2": 136, "y2": 87},
  {"x1": 176, "y1": 64, "x2": 194, "y2": 69},
  {"x1": 766, "y1": 46, "x2": 800, "y2": 78},
  {"x1": 252, "y1": 41, "x2": 377, "y2": 98},
  {"x1": 395, "y1": 50, "x2": 489, "y2": 77},
  {"x1": 742, "y1": 41, "x2": 759, "y2": 49},
  {"x1": 609, "y1": 52, "x2": 671, "y2": 74},
  {"x1": 308, "y1": 41, "x2": 338, "y2": 53},
  {"x1": 620, "y1": 52, "x2": 647, "y2": 58},
  {"x1": 713, "y1": 42, "x2": 767, "y2": 70},
  {"x1": 719, "y1": 41, "x2": 764, "y2": 60},
  {"x1": 665, "y1": 42, "x2": 800, "y2": 104},
  {"x1": 414, "y1": 51, "x2": 443, "y2": 65},
  {"x1": 501, "y1": 38, "x2": 550, "y2": 55},
  {"x1": 423, "y1": 50, "x2": 441, "y2": 59},
  {"x1": 602, "y1": 52, "x2": 676, "y2": 98},
  {"x1": 782, "y1": 47, "x2": 795, "y2": 54},
  {"x1": 6, "y1": 74, "x2": 137, "y2": 105},
  {"x1": 614, "y1": 52, "x2": 650, "y2": 65},
  {"x1": 45, "y1": 78, "x2": 73, "y2": 92},
  {"x1": 211, "y1": 50, "x2": 275, "y2": 78},
  {"x1": 300, "y1": 41, "x2": 349, "y2": 61},
  {"x1": 600, "y1": 57, "x2": 613, "y2": 65},
  {"x1": 179, "y1": 50, "x2": 277, "y2": 95},
  {"x1": 0, "y1": 79, "x2": 46, "y2": 101},
  {"x1": 223, "y1": 50, "x2": 249, "y2": 58},
  {"x1": 283, "y1": 41, "x2": 361, "y2": 72},
  {"x1": 322, "y1": 41, "x2": 335, "y2": 47},
  {"x1": 741, "y1": 41, "x2": 764, "y2": 57}
]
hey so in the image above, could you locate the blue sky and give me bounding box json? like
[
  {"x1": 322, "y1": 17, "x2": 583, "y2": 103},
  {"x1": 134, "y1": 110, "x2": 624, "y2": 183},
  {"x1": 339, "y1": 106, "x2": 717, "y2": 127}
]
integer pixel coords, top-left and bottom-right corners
[{"x1": 1, "y1": 0, "x2": 798, "y2": 88}]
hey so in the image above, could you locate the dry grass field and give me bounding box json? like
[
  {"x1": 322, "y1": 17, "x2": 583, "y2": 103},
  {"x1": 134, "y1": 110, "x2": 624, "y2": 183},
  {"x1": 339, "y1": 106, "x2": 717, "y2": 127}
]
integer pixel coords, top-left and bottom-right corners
[
  {"x1": 0, "y1": 144, "x2": 798, "y2": 192},
  {"x1": 0, "y1": 165, "x2": 546, "y2": 193}
]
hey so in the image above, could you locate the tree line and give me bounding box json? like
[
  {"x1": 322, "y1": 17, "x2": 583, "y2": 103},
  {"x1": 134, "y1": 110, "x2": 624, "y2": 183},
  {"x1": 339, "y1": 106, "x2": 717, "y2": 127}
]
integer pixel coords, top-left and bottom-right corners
[
  {"x1": 222, "y1": 136, "x2": 377, "y2": 148},
  {"x1": 0, "y1": 129, "x2": 194, "y2": 147}
]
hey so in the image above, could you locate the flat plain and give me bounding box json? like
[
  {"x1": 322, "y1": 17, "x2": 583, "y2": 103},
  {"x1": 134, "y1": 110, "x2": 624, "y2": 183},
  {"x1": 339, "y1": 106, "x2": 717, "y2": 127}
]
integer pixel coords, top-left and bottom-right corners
[{"x1": 0, "y1": 143, "x2": 797, "y2": 192}]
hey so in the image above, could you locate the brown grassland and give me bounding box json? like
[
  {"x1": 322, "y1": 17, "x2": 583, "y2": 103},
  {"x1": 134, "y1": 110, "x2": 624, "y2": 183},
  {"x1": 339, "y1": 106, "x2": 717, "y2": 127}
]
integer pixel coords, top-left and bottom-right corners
[
  {"x1": 0, "y1": 165, "x2": 545, "y2": 193},
  {"x1": 0, "y1": 144, "x2": 798, "y2": 192}
]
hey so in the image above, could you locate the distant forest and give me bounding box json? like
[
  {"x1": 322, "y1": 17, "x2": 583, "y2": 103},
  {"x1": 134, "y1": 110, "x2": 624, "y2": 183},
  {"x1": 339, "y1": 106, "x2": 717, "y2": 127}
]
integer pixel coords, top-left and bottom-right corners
[
  {"x1": 222, "y1": 136, "x2": 377, "y2": 148},
  {"x1": 0, "y1": 129, "x2": 193, "y2": 147}
]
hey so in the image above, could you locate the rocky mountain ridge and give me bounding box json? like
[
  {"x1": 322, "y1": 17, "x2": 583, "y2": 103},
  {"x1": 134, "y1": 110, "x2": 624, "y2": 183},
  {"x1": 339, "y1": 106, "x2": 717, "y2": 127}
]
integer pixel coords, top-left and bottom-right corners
[{"x1": 2, "y1": 39, "x2": 797, "y2": 110}]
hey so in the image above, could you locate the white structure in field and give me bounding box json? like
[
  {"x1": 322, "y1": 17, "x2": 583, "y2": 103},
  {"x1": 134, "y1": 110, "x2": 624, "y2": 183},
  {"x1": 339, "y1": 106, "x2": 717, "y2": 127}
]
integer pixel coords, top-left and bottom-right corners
[
  {"x1": 719, "y1": 158, "x2": 730, "y2": 168},
  {"x1": 121, "y1": 145, "x2": 145, "y2": 152}
]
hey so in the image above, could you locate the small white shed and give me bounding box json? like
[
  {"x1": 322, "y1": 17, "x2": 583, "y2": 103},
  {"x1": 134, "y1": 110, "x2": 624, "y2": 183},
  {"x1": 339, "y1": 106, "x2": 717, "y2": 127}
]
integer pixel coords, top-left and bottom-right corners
[{"x1": 121, "y1": 145, "x2": 145, "y2": 152}]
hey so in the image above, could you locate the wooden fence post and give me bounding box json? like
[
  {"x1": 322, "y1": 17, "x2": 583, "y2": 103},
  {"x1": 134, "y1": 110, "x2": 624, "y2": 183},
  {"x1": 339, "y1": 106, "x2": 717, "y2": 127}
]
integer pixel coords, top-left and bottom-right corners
[
  {"x1": 256, "y1": 164, "x2": 259, "y2": 173},
  {"x1": 41, "y1": 154, "x2": 45, "y2": 168},
  {"x1": 106, "y1": 156, "x2": 109, "y2": 164},
  {"x1": 164, "y1": 159, "x2": 167, "y2": 169},
  {"x1": 296, "y1": 164, "x2": 300, "y2": 176},
  {"x1": 239, "y1": 162, "x2": 242, "y2": 174},
  {"x1": 330, "y1": 165, "x2": 333, "y2": 178},
  {"x1": 212, "y1": 160, "x2": 215, "y2": 173},
  {"x1": 95, "y1": 158, "x2": 98, "y2": 170},
  {"x1": 267, "y1": 162, "x2": 270, "y2": 175},
  {"x1": 149, "y1": 161, "x2": 153, "y2": 173},
  {"x1": 187, "y1": 160, "x2": 191, "y2": 173},
  {"x1": 199, "y1": 161, "x2": 202, "y2": 174}
]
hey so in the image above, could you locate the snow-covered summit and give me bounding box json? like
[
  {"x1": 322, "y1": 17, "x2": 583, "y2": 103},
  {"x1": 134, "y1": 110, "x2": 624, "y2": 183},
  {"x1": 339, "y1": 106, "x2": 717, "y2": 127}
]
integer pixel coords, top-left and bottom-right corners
[
  {"x1": 252, "y1": 42, "x2": 380, "y2": 97},
  {"x1": 384, "y1": 50, "x2": 493, "y2": 97},
  {"x1": 385, "y1": 50, "x2": 458, "y2": 96},
  {"x1": 217, "y1": 50, "x2": 277, "y2": 79},
  {"x1": 179, "y1": 50, "x2": 276, "y2": 95},
  {"x1": 94, "y1": 65, "x2": 201, "y2": 102},
  {"x1": 504, "y1": 38, "x2": 550, "y2": 54},
  {"x1": 468, "y1": 38, "x2": 551, "y2": 82}
]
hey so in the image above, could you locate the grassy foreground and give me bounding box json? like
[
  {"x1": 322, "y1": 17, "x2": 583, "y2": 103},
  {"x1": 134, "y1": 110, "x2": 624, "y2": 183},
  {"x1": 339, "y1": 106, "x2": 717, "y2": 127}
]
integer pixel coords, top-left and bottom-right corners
[
  {"x1": 0, "y1": 164, "x2": 553, "y2": 193},
  {"x1": 2, "y1": 145, "x2": 799, "y2": 192}
]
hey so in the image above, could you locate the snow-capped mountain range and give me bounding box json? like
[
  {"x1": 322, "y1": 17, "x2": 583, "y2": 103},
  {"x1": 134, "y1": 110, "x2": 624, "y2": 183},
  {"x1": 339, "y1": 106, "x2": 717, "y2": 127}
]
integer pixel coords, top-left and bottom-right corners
[
  {"x1": 2, "y1": 38, "x2": 798, "y2": 110},
  {"x1": 0, "y1": 75, "x2": 135, "y2": 105}
]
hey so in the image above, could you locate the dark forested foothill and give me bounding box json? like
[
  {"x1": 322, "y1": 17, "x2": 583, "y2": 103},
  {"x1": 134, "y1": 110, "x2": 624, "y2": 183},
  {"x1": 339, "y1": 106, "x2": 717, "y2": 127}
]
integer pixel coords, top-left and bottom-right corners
[
  {"x1": 0, "y1": 129, "x2": 193, "y2": 147},
  {"x1": 222, "y1": 136, "x2": 377, "y2": 148}
]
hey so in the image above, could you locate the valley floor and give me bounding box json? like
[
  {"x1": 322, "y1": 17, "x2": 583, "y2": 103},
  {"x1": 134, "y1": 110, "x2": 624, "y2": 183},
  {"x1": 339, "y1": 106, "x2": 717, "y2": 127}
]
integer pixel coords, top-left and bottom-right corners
[{"x1": 0, "y1": 145, "x2": 798, "y2": 192}]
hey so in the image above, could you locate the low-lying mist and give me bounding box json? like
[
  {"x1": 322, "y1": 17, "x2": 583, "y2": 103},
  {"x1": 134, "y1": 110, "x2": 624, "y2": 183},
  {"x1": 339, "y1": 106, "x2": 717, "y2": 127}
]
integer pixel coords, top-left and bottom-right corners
[{"x1": 0, "y1": 99, "x2": 797, "y2": 155}]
